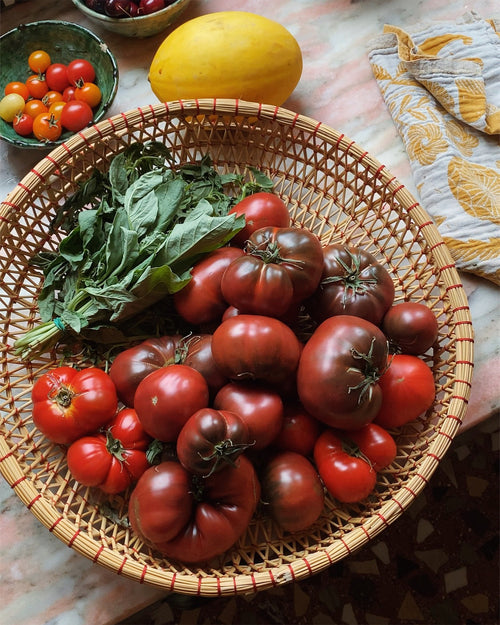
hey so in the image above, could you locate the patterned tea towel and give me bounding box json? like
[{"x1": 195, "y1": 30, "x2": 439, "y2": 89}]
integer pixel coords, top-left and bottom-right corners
[{"x1": 368, "y1": 11, "x2": 500, "y2": 284}]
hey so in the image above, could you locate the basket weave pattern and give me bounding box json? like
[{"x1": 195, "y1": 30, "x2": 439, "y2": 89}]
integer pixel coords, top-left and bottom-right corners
[{"x1": 0, "y1": 99, "x2": 473, "y2": 596}]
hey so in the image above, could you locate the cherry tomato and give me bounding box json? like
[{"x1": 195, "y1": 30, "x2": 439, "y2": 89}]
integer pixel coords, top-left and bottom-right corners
[
  {"x1": 314, "y1": 429, "x2": 377, "y2": 503},
  {"x1": 0, "y1": 93, "x2": 25, "y2": 122},
  {"x1": 48, "y1": 101, "x2": 66, "y2": 121},
  {"x1": 62, "y1": 86, "x2": 77, "y2": 102},
  {"x1": 24, "y1": 99, "x2": 48, "y2": 119},
  {"x1": 42, "y1": 90, "x2": 64, "y2": 107},
  {"x1": 228, "y1": 192, "x2": 291, "y2": 247},
  {"x1": 45, "y1": 63, "x2": 70, "y2": 92},
  {"x1": 59, "y1": 99, "x2": 94, "y2": 132},
  {"x1": 4, "y1": 81, "x2": 30, "y2": 101},
  {"x1": 12, "y1": 112, "x2": 34, "y2": 137},
  {"x1": 346, "y1": 422, "x2": 397, "y2": 471},
  {"x1": 31, "y1": 366, "x2": 118, "y2": 445},
  {"x1": 374, "y1": 354, "x2": 435, "y2": 428},
  {"x1": 25, "y1": 74, "x2": 48, "y2": 99},
  {"x1": 261, "y1": 451, "x2": 324, "y2": 532},
  {"x1": 28, "y1": 49, "x2": 52, "y2": 74},
  {"x1": 140, "y1": 0, "x2": 165, "y2": 15},
  {"x1": 75, "y1": 82, "x2": 102, "y2": 108},
  {"x1": 272, "y1": 402, "x2": 322, "y2": 456},
  {"x1": 32, "y1": 112, "x2": 62, "y2": 142},
  {"x1": 66, "y1": 58, "x2": 96, "y2": 86},
  {"x1": 66, "y1": 408, "x2": 152, "y2": 494},
  {"x1": 382, "y1": 302, "x2": 439, "y2": 355}
]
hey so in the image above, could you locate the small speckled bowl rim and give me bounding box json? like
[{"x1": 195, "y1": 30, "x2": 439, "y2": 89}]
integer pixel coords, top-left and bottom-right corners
[{"x1": 0, "y1": 20, "x2": 119, "y2": 150}]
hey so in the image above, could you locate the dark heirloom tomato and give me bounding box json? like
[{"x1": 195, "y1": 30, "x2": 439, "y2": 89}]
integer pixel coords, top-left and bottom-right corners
[
  {"x1": 228, "y1": 192, "x2": 291, "y2": 247},
  {"x1": 272, "y1": 402, "x2": 322, "y2": 456},
  {"x1": 109, "y1": 335, "x2": 180, "y2": 407},
  {"x1": 176, "y1": 408, "x2": 252, "y2": 476},
  {"x1": 173, "y1": 246, "x2": 244, "y2": 325},
  {"x1": 213, "y1": 381, "x2": 284, "y2": 450},
  {"x1": 128, "y1": 455, "x2": 260, "y2": 563},
  {"x1": 261, "y1": 451, "x2": 324, "y2": 532},
  {"x1": 134, "y1": 364, "x2": 209, "y2": 442},
  {"x1": 374, "y1": 354, "x2": 435, "y2": 428},
  {"x1": 179, "y1": 334, "x2": 228, "y2": 397},
  {"x1": 211, "y1": 314, "x2": 302, "y2": 386},
  {"x1": 314, "y1": 429, "x2": 377, "y2": 503},
  {"x1": 382, "y1": 302, "x2": 439, "y2": 355},
  {"x1": 307, "y1": 243, "x2": 395, "y2": 325},
  {"x1": 66, "y1": 408, "x2": 152, "y2": 494},
  {"x1": 297, "y1": 315, "x2": 389, "y2": 430},
  {"x1": 31, "y1": 366, "x2": 118, "y2": 445},
  {"x1": 245, "y1": 226, "x2": 324, "y2": 302}
]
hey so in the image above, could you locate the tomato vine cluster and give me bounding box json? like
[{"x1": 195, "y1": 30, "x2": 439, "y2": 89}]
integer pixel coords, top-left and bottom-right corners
[
  {"x1": 30, "y1": 191, "x2": 439, "y2": 565},
  {"x1": 0, "y1": 50, "x2": 101, "y2": 141}
]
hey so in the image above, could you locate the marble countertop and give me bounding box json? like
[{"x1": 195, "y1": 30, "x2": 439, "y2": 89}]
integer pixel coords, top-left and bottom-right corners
[{"x1": 1, "y1": 1, "x2": 498, "y2": 624}]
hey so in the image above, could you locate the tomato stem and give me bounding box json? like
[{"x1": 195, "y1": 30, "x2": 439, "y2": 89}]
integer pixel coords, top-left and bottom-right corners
[{"x1": 199, "y1": 439, "x2": 255, "y2": 477}]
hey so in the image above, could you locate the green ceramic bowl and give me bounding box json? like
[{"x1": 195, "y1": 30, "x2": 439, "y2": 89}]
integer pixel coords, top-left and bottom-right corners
[{"x1": 0, "y1": 20, "x2": 119, "y2": 149}]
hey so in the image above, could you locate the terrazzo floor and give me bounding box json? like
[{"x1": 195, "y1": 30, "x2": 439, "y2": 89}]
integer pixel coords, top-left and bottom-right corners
[{"x1": 118, "y1": 415, "x2": 499, "y2": 625}]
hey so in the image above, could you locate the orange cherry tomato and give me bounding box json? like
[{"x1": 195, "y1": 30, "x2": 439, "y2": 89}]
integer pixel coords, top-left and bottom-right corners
[
  {"x1": 42, "y1": 90, "x2": 64, "y2": 107},
  {"x1": 48, "y1": 100, "x2": 66, "y2": 121},
  {"x1": 28, "y1": 49, "x2": 52, "y2": 74},
  {"x1": 26, "y1": 74, "x2": 48, "y2": 99},
  {"x1": 32, "y1": 112, "x2": 62, "y2": 142},
  {"x1": 5, "y1": 81, "x2": 30, "y2": 101},
  {"x1": 74, "y1": 82, "x2": 102, "y2": 108},
  {"x1": 24, "y1": 99, "x2": 48, "y2": 119}
]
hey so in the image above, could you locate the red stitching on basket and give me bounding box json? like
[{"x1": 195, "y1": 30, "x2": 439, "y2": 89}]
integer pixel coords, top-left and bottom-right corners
[
  {"x1": 445, "y1": 283, "x2": 462, "y2": 294},
  {"x1": 403, "y1": 484, "x2": 417, "y2": 497},
  {"x1": 448, "y1": 414, "x2": 463, "y2": 424},
  {"x1": 93, "y1": 545, "x2": 104, "y2": 563},
  {"x1": 77, "y1": 131, "x2": 92, "y2": 146},
  {"x1": 392, "y1": 183, "x2": 405, "y2": 194},
  {"x1": 120, "y1": 112, "x2": 130, "y2": 129},
  {"x1": 454, "y1": 320, "x2": 473, "y2": 327},
  {"x1": 49, "y1": 516, "x2": 63, "y2": 532},
  {"x1": 68, "y1": 529, "x2": 80, "y2": 547},
  {"x1": 456, "y1": 336, "x2": 474, "y2": 343},
  {"x1": 92, "y1": 123, "x2": 104, "y2": 139},
  {"x1": 10, "y1": 475, "x2": 26, "y2": 488},
  {"x1": 30, "y1": 168, "x2": 45, "y2": 182},
  {"x1": 374, "y1": 164, "x2": 385, "y2": 178},
  {"x1": 45, "y1": 155, "x2": 59, "y2": 168},
  {"x1": 140, "y1": 564, "x2": 147, "y2": 583},
  {"x1": 392, "y1": 498, "x2": 405, "y2": 513},
  {"x1": 427, "y1": 452, "x2": 441, "y2": 463},
  {"x1": 216, "y1": 577, "x2": 221, "y2": 595},
  {"x1": 375, "y1": 513, "x2": 389, "y2": 527},
  {"x1": 438, "y1": 430, "x2": 454, "y2": 442},
  {"x1": 451, "y1": 394, "x2": 469, "y2": 403},
  {"x1": 440, "y1": 263, "x2": 456, "y2": 272},
  {"x1": 455, "y1": 359, "x2": 474, "y2": 368},
  {"x1": 27, "y1": 494, "x2": 41, "y2": 509},
  {"x1": 406, "y1": 202, "x2": 420, "y2": 212},
  {"x1": 117, "y1": 556, "x2": 127, "y2": 574},
  {"x1": 60, "y1": 142, "x2": 72, "y2": 155},
  {"x1": 454, "y1": 305, "x2": 470, "y2": 313},
  {"x1": 234, "y1": 99, "x2": 238, "y2": 115},
  {"x1": 303, "y1": 558, "x2": 313, "y2": 575},
  {"x1": 269, "y1": 569, "x2": 277, "y2": 586},
  {"x1": 291, "y1": 112, "x2": 300, "y2": 128},
  {"x1": 18, "y1": 182, "x2": 33, "y2": 195},
  {"x1": 170, "y1": 573, "x2": 176, "y2": 591},
  {"x1": 197, "y1": 577, "x2": 202, "y2": 595},
  {"x1": 340, "y1": 537, "x2": 352, "y2": 553},
  {"x1": 0, "y1": 450, "x2": 13, "y2": 462},
  {"x1": 454, "y1": 378, "x2": 472, "y2": 388},
  {"x1": 361, "y1": 525, "x2": 371, "y2": 540},
  {"x1": 251, "y1": 573, "x2": 258, "y2": 592}
]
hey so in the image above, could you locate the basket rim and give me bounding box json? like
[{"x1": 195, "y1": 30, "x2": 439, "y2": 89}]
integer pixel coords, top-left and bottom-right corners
[{"x1": 0, "y1": 98, "x2": 474, "y2": 596}]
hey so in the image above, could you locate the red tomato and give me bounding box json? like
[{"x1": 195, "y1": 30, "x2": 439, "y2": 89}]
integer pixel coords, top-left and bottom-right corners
[
  {"x1": 28, "y1": 49, "x2": 51, "y2": 74},
  {"x1": 221, "y1": 254, "x2": 294, "y2": 317},
  {"x1": 134, "y1": 364, "x2": 209, "y2": 442},
  {"x1": 382, "y1": 302, "x2": 439, "y2": 355},
  {"x1": 13, "y1": 113, "x2": 34, "y2": 137},
  {"x1": 32, "y1": 112, "x2": 62, "y2": 142},
  {"x1": 66, "y1": 408, "x2": 152, "y2": 494},
  {"x1": 314, "y1": 429, "x2": 377, "y2": 503},
  {"x1": 128, "y1": 455, "x2": 260, "y2": 563},
  {"x1": 60, "y1": 99, "x2": 93, "y2": 132},
  {"x1": 374, "y1": 354, "x2": 435, "y2": 428},
  {"x1": 179, "y1": 334, "x2": 228, "y2": 397},
  {"x1": 62, "y1": 86, "x2": 76, "y2": 102},
  {"x1": 66, "y1": 58, "x2": 96, "y2": 86},
  {"x1": 272, "y1": 402, "x2": 322, "y2": 456},
  {"x1": 211, "y1": 314, "x2": 303, "y2": 386},
  {"x1": 307, "y1": 243, "x2": 395, "y2": 326},
  {"x1": 109, "y1": 335, "x2": 181, "y2": 407},
  {"x1": 45, "y1": 63, "x2": 70, "y2": 92},
  {"x1": 173, "y1": 247, "x2": 243, "y2": 325},
  {"x1": 261, "y1": 451, "x2": 324, "y2": 532},
  {"x1": 74, "y1": 81, "x2": 102, "y2": 108},
  {"x1": 297, "y1": 315, "x2": 389, "y2": 430},
  {"x1": 31, "y1": 366, "x2": 118, "y2": 445},
  {"x1": 25, "y1": 74, "x2": 48, "y2": 99},
  {"x1": 214, "y1": 381, "x2": 284, "y2": 450},
  {"x1": 5, "y1": 81, "x2": 30, "y2": 101},
  {"x1": 176, "y1": 408, "x2": 252, "y2": 476},
  {"x1": 346, "y1": 422, "x2": 397, "y2": 471},
  {"x1": 229, "y1": 192, "x2": 291, "y2": 247}
]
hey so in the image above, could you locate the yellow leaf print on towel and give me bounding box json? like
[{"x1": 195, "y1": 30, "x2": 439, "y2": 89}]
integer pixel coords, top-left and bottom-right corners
[
  {"x1": 443, "y1": 236, "x2": 500, "y2": 284},
  {"x1": 406, "y1": 123, "x2": 448, "y2": 165},
  {"x1": 456, "y1": 78, "x2": 486, "y2": 123},
  {"x1": 448, "y1": 157, "x2": 500, "y2": 224},
  {"x1": 445, "y1": 119, "x2": 479, "y2": 156},
  {"x1": 417, "y1": 34, "x2": 473, "y2": 56}
]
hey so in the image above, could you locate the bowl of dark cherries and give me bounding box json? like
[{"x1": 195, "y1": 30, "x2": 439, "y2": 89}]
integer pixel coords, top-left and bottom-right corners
[{"x1": 72, "y1": 0, "x2": 191, "y2": 37}]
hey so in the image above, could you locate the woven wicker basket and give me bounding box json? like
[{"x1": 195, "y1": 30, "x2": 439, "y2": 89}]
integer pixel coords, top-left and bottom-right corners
[{"x1": 0, "y1": 99, "x2": 473, "y2": 596}]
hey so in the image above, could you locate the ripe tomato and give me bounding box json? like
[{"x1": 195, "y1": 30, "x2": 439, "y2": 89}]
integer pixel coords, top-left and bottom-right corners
[
  {"x1": 173, "y1": 246, "x2": 243, "y2": 325},
  {"x1": 297, "y1": 315, "x2": 389, "y2": 430},
  {"x1": 214, "y1": 381, "x2": 284, "y2": 450},
  {"x1": 134, "y1": 364, "x2": 209, "y2": 442},
  {"x1": 228, "y1": 192, "x2": 291, "y2": 247},
  {"x1": 24, "y1": 99, "x2": 48, "y2": 119},
  {"x1": 25, "y1": 74, "x2": 48, "y2": 99},
  {"x1": 45, "y1": 63, "x2": 70, "y2": 92},
  {"x1": 12, "y1": 112, "x2": 34, "y2": 137},
  {"x1": 272, "y1": 402, "x2": 322, "y2": 456},
  {"x1": 66, "y1": 408, "x2": 152, "y2": 494},
  {"x1": 261, "y1": 451, "x2": 324, "y2": 532},
  {"x1": 48, "y1": 101, "x2": 66, "y2": 121},
  {"x1": 74, "y1": 81, "x2": 102, "y2": 108},
  {"x1": 179, "y1": 334, "x2": 228, "y2": 398},
  {"x1": 32, "y1": 112, "x2": 62, "y2": 142},
  {"x1": 60, "y1": 99, "x2": 94, "y2": 132},
  {"x1": 307, "y1": 243, "x2": 395, "y2": 326},
  {"x1": 176, "y1": 408, "x2": 252, "y2": 476},
  {"x1": 4, "y1": 81, "x2": 30, "y2": 101},
  {"x1": 28, "y1": 49, "x2": 51, "y2": 74},
  {"x1": 211, "y1": 314, "x2": 303, "y2": 386},
  {"x1": 346, "y1": 422, "x2": 397, "y2": 471},
  {"x1": 109, "y1": 335, "x2": 181, "y2": 407},
  {"x1": 245, "y1": 226, "x2": 324, "y2": 303},
  {"x1": 66, "y1": 58, "x2": 96, "y2": 86},
  {"x1": 128, "y1": 455, "x2": 261, "y2": 563},
  {"x1": 314, "y1": 429, "x2": 377, "y2": 503},
  {"x1": 62, "y1": 86, "x2": 76, "y2": 102},
  {"x1": 42, "y1": 90, "x2": 64, "y2": 107},
  {"x1": 382, "y1": 302, "x2": 439, "y2": 355},
  {"x1": 374, "y1": 354, "x2": 435, "y2": 428},
  {"x1": 31, "y1": 366, "x2": 118, "y2": 445},
  {"x1": 0, "y1": 93, "x2": 25, "y2": 122},
  {"x1": 140, "y1": 0, "x2": 165, "y2": 15}
]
